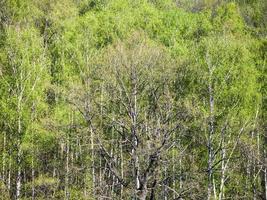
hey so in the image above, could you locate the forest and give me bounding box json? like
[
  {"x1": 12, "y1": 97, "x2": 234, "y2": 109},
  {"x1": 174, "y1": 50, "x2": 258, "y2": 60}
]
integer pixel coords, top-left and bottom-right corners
[{"x1": 0, "y1": 0, "x2": 266, "y2": 199}]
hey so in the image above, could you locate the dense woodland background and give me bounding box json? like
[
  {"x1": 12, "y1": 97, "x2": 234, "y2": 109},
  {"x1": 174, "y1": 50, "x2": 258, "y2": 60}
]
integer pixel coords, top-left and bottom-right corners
[{"x1": 0, "y1": 0, "x2": 267, "y2": 199}]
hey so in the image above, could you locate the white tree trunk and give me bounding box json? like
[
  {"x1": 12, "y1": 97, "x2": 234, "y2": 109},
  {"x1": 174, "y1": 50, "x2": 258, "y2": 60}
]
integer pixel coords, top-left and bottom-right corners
[
  {"x1": 219, "y1": 128, "x2": 226, "y2": 200},
  {"x1": 2, "y1": 131, "x2": 6, "y2": 183},
  {"x1": 90, "y1": 127, "x2": 95, "y2": 198},
  {"x1": 207, "y1": 73, "x2": 215, "y2": 200},
  {"x1": 16, "y1": 98, "x2": 22, "y2": 200}
]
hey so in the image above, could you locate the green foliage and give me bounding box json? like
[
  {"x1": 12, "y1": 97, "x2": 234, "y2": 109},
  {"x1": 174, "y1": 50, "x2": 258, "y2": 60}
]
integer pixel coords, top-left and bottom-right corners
[
  {"x1": 213, "y1": 2, "x2": 245, "y2": 34},
  {"x1": 23, "y1": 175, "x2": 59, "y2": 199},
  {"x1": 0, "y1": 181, "x2": 10, "y2": 200},
  {"x1": 0, "y1": 0, "x2": 266, "y2": 199},
  {"x1": 0, "y1": 0, "x2": 42, "y2": 25}
]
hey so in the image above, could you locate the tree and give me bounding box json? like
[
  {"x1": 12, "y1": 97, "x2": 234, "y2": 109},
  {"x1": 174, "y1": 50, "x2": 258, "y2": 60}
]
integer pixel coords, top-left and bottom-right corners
[{"x1": 0, "y1": 26, "x2": 48, "y2": 199}]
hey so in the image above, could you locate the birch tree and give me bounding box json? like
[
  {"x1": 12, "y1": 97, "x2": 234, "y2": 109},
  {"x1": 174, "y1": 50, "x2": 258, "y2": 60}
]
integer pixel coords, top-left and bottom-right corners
[{"x1": 0, "y1": 26, "x2": 48, "y2": 199}]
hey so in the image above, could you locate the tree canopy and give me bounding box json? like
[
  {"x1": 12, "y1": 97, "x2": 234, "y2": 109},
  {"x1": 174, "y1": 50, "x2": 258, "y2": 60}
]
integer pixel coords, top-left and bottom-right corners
[{"x1": 0, "y1": 0, "x2": 266, "y2": 199}]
